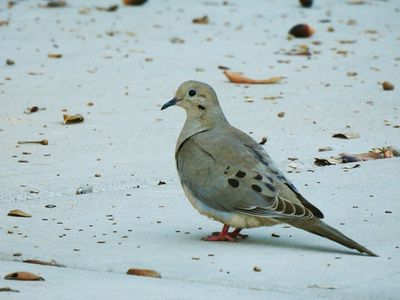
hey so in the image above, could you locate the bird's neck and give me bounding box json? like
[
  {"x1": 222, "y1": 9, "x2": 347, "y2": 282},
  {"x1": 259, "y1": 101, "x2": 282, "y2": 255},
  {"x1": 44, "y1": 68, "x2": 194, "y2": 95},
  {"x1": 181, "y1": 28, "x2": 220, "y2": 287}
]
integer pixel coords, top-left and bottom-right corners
[{"x1": 176, "y1": 111, "x2": 228, "y2": 153}]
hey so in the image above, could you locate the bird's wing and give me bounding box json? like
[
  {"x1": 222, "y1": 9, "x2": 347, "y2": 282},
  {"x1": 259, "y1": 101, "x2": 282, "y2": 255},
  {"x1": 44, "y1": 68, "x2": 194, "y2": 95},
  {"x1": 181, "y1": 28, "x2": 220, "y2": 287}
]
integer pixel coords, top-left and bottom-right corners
[{"x1": 176, "y1": 126, "x2": 319, "y2": 220}]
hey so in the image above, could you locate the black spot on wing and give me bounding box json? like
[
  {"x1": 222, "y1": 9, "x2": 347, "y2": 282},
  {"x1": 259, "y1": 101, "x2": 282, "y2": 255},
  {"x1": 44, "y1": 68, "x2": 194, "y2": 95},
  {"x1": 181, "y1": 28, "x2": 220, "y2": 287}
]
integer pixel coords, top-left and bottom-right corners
[
  {"x1": 251, "y1": 184, "x2": 262, "y2": 193},
  {"x1": 264, "y1": 182, "x2": 276, "y2": 192},
  {"x1": 254, "y1": 174, "x2": 262, "y2": 180},
  {"x1": 228, "y1": 178, "x2": 239, "y2": 188},
  {"x1": 235, "y1": 170, "x2": 246, "y2": 178}
]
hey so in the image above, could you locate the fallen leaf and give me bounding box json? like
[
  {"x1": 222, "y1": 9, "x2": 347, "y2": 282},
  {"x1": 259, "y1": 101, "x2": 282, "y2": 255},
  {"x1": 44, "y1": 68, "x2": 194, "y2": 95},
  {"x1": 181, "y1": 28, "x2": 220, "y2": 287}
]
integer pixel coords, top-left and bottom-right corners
[
  {"x1": 7, "y1": 209, "x2": 31, "y2": 218},
  {"x1": 127, "y1": 268, "x2": 161, "y2": 278},
  {"x1": 95, "y1": 5, "x2": 118, "y2": 12},
  {"x1": 23, "y1": 259, "x2": 65, "y2": 267},
  {"x1": 48, "y1": 53, "x2": 62, "y2": 59},
  {"x1": 192, "y1": 15, "x2": 209, "y2": 24},
  {"x1": 217, "y1": 65, "x2": 230, "y2": 70},
  {"x1": 0, "y1": 287, "x2": 20, "y2": 293},
  {"x1": 63, "y1": 114, "x2": 84, "y2": 124},
  {"x1": 223, "y1": 70, "x2": 283, "y2": 84},
  {"x1": 158, "y1": 180, "x2": 166, "y2": 185},
  {"x1": 332, "y1": 132, "x2": 360, "y2": 139},
  {"x1": 4, "y1": 272, "x2": 44, "y2": 281}
]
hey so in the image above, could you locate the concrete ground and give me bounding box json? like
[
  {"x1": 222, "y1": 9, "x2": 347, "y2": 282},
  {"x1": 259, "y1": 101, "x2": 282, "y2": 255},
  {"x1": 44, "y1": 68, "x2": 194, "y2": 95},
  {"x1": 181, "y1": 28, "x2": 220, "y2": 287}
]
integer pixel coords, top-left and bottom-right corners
[{"x1": 1, "y1": 0, "x2": 399, "y2": 299}]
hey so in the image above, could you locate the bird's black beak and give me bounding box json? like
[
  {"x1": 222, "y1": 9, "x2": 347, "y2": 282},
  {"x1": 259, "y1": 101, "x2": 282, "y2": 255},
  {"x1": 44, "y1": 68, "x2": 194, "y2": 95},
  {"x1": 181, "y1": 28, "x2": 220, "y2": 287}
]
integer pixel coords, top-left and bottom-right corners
[{"x1": 161, "y1": 98, "x2": 177, "y2": 110}]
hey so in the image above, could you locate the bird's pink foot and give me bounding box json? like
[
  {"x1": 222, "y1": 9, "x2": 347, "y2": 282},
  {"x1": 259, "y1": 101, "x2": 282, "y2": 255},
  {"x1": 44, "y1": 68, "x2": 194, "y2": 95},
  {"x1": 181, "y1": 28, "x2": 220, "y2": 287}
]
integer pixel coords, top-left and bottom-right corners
[{"x1": 201, "y1": 225, "x2": 247, "y2": 242}]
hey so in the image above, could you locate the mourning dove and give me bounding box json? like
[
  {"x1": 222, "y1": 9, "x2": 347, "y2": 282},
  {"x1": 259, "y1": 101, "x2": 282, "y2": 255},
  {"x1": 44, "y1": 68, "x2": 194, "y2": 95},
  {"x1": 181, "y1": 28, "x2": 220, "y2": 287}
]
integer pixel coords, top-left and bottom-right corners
[{"x1": 161, "y1": 80, "x2": 377, "y2": 256}]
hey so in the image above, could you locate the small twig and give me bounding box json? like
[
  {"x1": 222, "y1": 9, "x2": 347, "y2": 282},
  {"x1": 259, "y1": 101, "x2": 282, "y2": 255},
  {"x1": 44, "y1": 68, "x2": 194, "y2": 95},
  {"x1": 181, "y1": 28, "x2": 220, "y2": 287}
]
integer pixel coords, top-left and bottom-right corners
[{"x1": 17, "y1": 139, "x2": 48, "y2": 145}]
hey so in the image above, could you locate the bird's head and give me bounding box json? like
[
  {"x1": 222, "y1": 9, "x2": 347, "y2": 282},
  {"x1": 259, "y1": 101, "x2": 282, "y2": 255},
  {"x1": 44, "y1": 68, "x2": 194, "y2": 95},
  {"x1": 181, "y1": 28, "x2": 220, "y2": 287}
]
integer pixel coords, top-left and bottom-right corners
[{"x1": 161, "y1": 81, "x2": 226, "y2": 122}]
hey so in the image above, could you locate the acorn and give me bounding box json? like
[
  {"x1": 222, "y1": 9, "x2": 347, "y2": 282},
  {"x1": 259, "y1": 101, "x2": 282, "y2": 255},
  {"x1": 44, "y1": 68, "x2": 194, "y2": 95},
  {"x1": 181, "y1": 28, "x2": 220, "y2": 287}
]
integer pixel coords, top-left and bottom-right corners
[
  {"x1": 299, "y1": 0, "x2": 313, "y2": 8},
  {"x1": 123, "y1": 0, "x2": 147, "y2": 5},
  {"x1": 289, "y1": 24, "x2": 315, "y2": 38}
]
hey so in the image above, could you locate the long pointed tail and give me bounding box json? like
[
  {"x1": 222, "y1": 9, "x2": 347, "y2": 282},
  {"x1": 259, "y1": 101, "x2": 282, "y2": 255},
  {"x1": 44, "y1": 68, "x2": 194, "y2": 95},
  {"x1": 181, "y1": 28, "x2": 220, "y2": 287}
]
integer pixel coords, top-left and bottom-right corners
[{"x1": 287, "y1": 219, "x2": 378, "y2": 256}]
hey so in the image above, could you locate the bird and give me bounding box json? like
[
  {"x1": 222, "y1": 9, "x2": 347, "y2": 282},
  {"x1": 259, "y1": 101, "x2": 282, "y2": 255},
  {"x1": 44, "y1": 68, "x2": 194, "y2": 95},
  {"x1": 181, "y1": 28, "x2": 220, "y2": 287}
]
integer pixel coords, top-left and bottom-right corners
[{"x1": 161, "y1": 80, "x2": 377, "y2": 257}]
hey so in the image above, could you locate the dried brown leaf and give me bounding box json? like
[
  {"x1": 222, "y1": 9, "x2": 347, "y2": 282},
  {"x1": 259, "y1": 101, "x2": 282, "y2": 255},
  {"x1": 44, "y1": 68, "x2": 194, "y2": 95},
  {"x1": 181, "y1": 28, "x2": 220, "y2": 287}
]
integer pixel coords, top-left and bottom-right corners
[
  {"x1": 223, "y1": 70, "x2": 283, "y2": 84},
  {"x1": 8, "y1": 209, "x2": 31, "y2": 218},
  {"x1": 127, "y1": 268, "x2": 161, "y2": 278},
  {"x1": 4, "y1": 272, "x2": 44, "y2": 281}
]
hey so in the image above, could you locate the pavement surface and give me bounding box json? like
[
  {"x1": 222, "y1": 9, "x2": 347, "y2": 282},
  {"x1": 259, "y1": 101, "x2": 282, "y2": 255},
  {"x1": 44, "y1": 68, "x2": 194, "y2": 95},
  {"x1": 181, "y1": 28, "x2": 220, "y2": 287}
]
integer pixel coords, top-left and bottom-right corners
[{"x1": 1, "y1": 0, "x2": 399, "y2": 299}]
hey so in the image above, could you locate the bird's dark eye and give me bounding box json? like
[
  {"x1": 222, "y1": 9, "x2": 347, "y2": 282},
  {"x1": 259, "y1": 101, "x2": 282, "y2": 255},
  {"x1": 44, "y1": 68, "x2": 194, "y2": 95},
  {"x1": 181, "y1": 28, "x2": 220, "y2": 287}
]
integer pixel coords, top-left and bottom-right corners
[{"x1": 188, "y1": 89, "x2": 196, "y2": 97}]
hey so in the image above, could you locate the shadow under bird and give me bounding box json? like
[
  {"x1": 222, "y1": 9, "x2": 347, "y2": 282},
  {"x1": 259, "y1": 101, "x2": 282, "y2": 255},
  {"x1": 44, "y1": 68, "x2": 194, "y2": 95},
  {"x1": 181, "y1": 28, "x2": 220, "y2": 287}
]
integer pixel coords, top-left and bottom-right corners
[{"x1": 161, "y1": 80, "x2": 377, "y2": 257}]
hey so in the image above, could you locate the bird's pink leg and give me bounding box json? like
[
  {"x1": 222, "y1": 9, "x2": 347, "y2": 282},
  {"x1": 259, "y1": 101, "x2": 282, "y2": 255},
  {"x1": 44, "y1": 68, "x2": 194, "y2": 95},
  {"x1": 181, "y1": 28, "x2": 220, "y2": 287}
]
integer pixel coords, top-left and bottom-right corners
[
  {"x1": 202, "y1": 225, "x2": 248, "y2": 242},
  {"x1": 230, "y1": 228, "x2": 248, "y2": 239}
]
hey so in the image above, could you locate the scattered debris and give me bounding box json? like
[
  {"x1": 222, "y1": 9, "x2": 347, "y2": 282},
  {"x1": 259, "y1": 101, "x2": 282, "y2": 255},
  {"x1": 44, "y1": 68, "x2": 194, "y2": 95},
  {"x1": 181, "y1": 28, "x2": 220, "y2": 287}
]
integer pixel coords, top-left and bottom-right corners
[
  {"x1": 17, "y1": 139, "x2": 48, "y2": 145},
  {"x1": 318, "y1": 147, "x2": 333, "y2": 152},
  {"x1": 4, "y1": 272, "x2": 44, "y2": 281},
  {"x1": 217, "y1": 65, "x2": 230, "y2": 70},
  {"x1": 0, "y1": 20, "x2": 10, "y2": 26},
  {"x1": 63, "y1": 114, "x2": 84, "y2": 124},
  {"x1": 7, "y1": 209, "x2": 32, "y2": 218},
  {"x1": 277, "y1": 111, "x2": 285, "y2": 118},
  {"x1": 23, "y1": 259, "x2": 65, "y2": 267},
  {"x1": 259, "y1": 137, "x2": 267, "y2": 145},
  {"x1": 223, "y1": 70, "x2": 283, "y2": 84},
  {"x1": 299, "y1": 0, "x2": 313, "y2": 7},
  {"x1": 315, "y1": 146, "x2": 399, "y2": 166},
  {"x1": 6, "y1": 59, "x2": 15, "y2": 65},
  {"x1": 271, "y1": 233, "x2": 280, "y2": 238},
  {"x1": 48, "y1": 53, "x2": 62, "y2": 59},
  {"x1": 25, "y1": 106, "x2": 46, "y2": 114},
  {"x1": 94, "y1": 173, "x2": 101, "y2": 177},
  {"x1": 127, "y1": 268, "x2": 161, "y2": 278},
  {"x1": 289, "y1": 24, "x2": 315, "y2": 38},
  {"x1": 169, "y1": 37, "x2": 185, "y2": 44},
  {"x1": 332, "y1": 132, "x2": 360, "y2": 139},
  {"x1": 43, "y1": 1, "x2": 66, "y2": 8},
  {"x1": 382, "y1": 81, "x2": 394, "y2": 91},
  {"x1": 253, "y1": 266, "x2": 262, "y2": 272},
  {"x1": 0, "y1": 287, "x2": 20, "y2": 293},
  {"x1": 192, "y1": 15, "x2": 209, "y2": 24},
  {"x1": 123, "y1": 0, "x2": 147, "y2": 5},
  {"x1": 95, "y1": 5, "x2": 118, "y2": 12},
  {"x1": 308, "y1": 284, "x2": 336, "y2": 290},
  {"x1": 76, "y1": 185, "x2": 93, "y2": 195},
  {"x1": 285, "y1": 44, "x2": 311, "y2": 56},
  {"x1": 158, "y1": 180, "x2": 166, "y2": 185}
]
